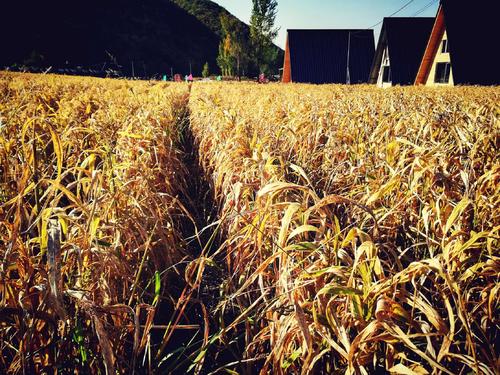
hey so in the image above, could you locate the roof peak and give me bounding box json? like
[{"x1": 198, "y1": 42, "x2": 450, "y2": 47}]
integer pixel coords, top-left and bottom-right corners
[{"x1": 383, "y1": 16, "x2": 434, "y2": 20}]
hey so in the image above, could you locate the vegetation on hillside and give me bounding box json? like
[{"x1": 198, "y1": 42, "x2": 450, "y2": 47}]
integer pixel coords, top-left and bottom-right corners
[
  {"x1": 173, "y1": 0, "x2": 283, "y2": 76},
  {"x1": 217, "y1": 13, "x2": 251, "y2": 77},
  {"x1": 171, "y1": 0, "x2": 236, "y2": 37}
]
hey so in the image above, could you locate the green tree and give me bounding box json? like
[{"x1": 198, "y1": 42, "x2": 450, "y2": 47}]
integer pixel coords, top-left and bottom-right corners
[
  {"x1": 229, "y1": 21, "x2": 250, "y2": 80},
  {"x1": 217, "y1": 13, "x2": 250, "y2": 78},
  {"x1": 250, "y1": 0, "x2": 279, "y2": 75},
  {"x1": 202, "y1": 62, "x2": 210, "y2": 78}
]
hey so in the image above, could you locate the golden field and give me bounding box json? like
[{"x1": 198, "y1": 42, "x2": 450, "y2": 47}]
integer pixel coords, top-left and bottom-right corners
[
  {"x1": 189, "y1": 83, "x2": 499, "y2": 374},
  {"x1": 0, "y1": 73, "x2": 192, "y2": 373},
  {"x1": 1, "y1": 73, "x2": 499, "y2": 374}
]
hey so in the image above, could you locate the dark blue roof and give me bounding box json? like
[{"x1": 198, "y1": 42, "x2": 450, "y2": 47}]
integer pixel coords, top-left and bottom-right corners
[
  {"x1": 441, "y1": 0, "x2": 499, "y2": 85},
  {"x1": 370, "y1": 18, "x2": 434, "y2": 85},
  {"x1": 287, "y1": 29, "x2": 375, "y2": 84}
]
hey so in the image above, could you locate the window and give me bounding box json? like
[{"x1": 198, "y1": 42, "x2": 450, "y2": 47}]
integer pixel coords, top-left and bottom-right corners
[
  {"x1": 441, "y1": 39, "x2": 449, "y2": 53},
  {"x1": 382, "y1": 66, "x2": 391, "y2": 83},
  {"x1": 434, "y1": 62, "x2": 451, "y2": 83}
]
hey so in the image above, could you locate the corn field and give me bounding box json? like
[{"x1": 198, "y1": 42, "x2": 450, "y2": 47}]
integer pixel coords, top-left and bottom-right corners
[
  {"x1": 1, "y1": 73, "x2": 499, "y2": 374},
  {"x1": 0, "y1": 73, "x2": 194, "y2": 373},
  {"x1": 189, "y1": 83, "x2": 499, "y2": 374}
]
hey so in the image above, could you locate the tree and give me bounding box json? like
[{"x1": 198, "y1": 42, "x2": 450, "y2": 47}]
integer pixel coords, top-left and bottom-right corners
[
  {"x1": 202, "y1": 62, "x2": 210, "y2": 78},
  {"x1": 217, "y1": 32, "x2": 234, "y2": 76},
  {"x1": 229, "y1": 21, "x2": 250, "y2": 80},
  {"x1": 250, "y1": 0, "x2": 279, "y2": 75},
  {"x1": 217, "y1": 13, "x2": 250, "y2": 78}
]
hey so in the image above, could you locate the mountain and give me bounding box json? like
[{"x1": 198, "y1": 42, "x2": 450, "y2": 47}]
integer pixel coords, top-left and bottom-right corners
[
  {"x1": 1, "y1": 0, "x2": 218, "y2": 77},
  {"x1": 0, "y1": 0, "x2": 283, "y2": 77},
  {"x1": 172, "y1": 0, "x2": 284, "y2": 74},
  {"x1": 171, "y1": 0, "x2": 236, "y2": 38}
]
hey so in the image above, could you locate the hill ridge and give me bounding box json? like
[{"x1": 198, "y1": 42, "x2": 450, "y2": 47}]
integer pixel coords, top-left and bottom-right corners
[{"x1": 0, "y1": 0, "x2": 282, "y2": 77}]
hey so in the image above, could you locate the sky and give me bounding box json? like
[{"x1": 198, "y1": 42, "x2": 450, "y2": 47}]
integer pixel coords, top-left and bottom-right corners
[{"x1": 212, "y1": 0, "x2": 439, "y2": 49}]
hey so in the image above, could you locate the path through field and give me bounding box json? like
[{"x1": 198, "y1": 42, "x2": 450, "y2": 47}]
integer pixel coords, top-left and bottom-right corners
[{"x1": 156, "y1": 87, "x2": 257, "y2": 374}]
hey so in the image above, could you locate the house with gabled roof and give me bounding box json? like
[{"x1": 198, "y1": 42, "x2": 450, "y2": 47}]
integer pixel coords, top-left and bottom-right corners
[
  {"x1": 369, "y1": 18, "x2": 434, "y2": 88},
  {"x1": 415, "y1": 0, "x2": 499, "y2": 86},
  {"x1": 282, "y1": 29, "x2": 375, "y2": 84}
]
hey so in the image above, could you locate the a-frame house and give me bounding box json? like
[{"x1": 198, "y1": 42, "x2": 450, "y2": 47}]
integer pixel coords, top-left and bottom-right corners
[
  {"x1": 415, "y1": 0, "x2": 499, "y2": 86},
  {"x1": 282, "y1": 29, "x2": 375, "y2": 84},
  {"x1": 369, "y1": 18, "x2": 434, "y2": 87}
]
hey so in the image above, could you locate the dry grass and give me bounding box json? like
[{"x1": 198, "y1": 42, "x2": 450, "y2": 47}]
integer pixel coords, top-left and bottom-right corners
[
  {"x1": 189, "y1": 83, "x2": 499, "y2": 374},
  {"x1": 0, "y1": 72, "x2": 191, "y2": 373},
  {"x1": 1, "y1": 74, "x2": 498, "y2": 374}
]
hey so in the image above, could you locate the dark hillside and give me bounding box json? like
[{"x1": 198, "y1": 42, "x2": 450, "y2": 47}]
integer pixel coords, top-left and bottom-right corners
[
  {"x1": 0, "y1": 0, "x2": 284, "y2": 77},
  {"x1": 172, "y1": 0, "x2": 233, "y2": 37},
  {"x1": 0, "y1": 0, "x2": 220, "y2": 77}
]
